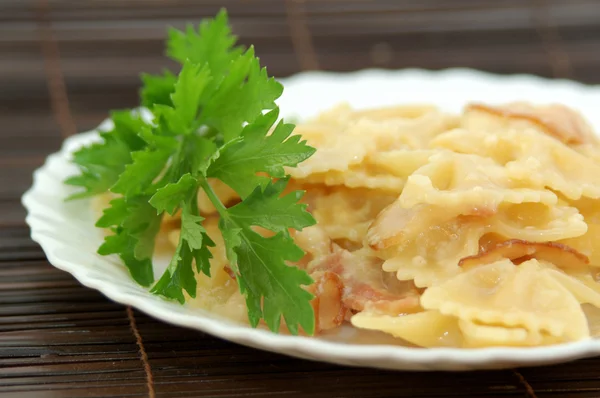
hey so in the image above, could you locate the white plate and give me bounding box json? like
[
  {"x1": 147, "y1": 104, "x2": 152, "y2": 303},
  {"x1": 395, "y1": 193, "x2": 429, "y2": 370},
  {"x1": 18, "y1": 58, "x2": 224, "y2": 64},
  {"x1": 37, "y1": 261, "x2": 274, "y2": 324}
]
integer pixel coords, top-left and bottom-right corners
[{"x1": 23, "y1": 68, "x2": 600, "y2": 371}]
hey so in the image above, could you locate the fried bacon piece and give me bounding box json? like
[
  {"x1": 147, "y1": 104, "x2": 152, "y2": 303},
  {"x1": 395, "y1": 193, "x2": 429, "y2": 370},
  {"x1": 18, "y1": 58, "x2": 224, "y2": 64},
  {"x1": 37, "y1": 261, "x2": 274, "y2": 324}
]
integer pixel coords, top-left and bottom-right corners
[
  {"x1": 225, "y1": 223, "x2": 421, "y2": 333},
  {"x1": 459, "y1": 238, "x2": 590, "y2": 271},
  {"x1": 306, "y1": 271, "x2": 349, "y2": 331},
  {"x1": 224, "y1": 245, "x2": 421, "y2": 333},
  {"x1": 308, "y1": 247, "x2": 421, "y2": 324},
  {"x1": 466, "y1": 102, "x2": 598, "y2": 146},
  {"x1": 223, "y1": 265, "x2": 349, "y2": 333},
  {"x1": 223, "y1": 265, "x2": 237, "y2": 280}
]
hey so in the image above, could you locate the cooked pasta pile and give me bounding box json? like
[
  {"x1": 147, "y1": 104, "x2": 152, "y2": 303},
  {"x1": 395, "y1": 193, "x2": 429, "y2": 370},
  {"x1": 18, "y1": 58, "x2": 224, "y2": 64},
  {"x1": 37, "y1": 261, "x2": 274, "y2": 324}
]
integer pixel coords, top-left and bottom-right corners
[{"x1": 165, "y1": 101, "x2": 600, "y2": 348}]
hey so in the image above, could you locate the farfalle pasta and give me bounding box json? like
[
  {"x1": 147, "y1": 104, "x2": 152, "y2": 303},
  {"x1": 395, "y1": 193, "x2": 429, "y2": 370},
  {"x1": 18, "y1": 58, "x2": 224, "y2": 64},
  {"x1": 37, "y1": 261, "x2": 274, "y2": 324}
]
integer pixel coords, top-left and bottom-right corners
[
  {"x1": 432, "y1": 126, "x2": 600, "y2": 199},
  {"x1": 162, "y1": 101, "x2": 600, "y2": 348},
  {"x1": 286, "y1": 103, "x2": 457, "y2": 189},
  {"x1": 421, "y1": 259, "x2": 589, "y2": 344}
]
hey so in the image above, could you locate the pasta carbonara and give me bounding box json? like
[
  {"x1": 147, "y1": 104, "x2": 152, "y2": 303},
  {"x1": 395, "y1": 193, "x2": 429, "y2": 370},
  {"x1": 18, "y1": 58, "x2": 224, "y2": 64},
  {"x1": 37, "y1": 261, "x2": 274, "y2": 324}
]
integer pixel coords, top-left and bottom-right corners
[{"x1": 163, "y1": 101, "x2": 600, "y2": 348}]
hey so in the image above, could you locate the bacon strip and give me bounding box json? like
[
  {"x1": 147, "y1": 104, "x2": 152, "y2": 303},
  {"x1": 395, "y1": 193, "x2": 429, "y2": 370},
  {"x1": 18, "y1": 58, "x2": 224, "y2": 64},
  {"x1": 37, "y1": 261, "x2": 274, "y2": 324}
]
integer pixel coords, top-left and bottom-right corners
[
  {"x1": 307, "y1": 271, "x2": 349, "y2": 332},
  {"x1": 308, "y1": 247, "x2": 421, "y2": 322},
  {"x1": 459, "y1": 238, "x2": 589, "y2": 270},
  {"x1": 467, "y1": 102, "x2": 597, "y2": 146},
  {"x1": 224, "y1": 246, "x2": 421, "y2": 333}
]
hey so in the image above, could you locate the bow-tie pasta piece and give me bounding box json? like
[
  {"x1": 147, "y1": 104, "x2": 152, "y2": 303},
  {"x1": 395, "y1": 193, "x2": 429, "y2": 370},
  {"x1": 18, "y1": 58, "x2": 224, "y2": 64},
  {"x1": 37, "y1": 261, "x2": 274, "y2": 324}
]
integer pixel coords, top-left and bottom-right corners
[
  {"x1": 398, "y1": 152, "x2": 558, "y2": 210},
  {"x1": 290, "y1": 103, "x2": 376, "y2": 176},
  {"x1": 314, "y1": 102, "x2": 449, "y2": 126},
  {"x1": 560, "y1": 223, "x2": 600, "y2": 266},
  {"x1": 300, "y1": 165, "x2": 406, "y2": 193},
  {"x1": 367, "y1": 190, "x2": 578, "y2": 254},
  {"x1": 567, "y1": 196, "x2": 600, "y2": 223},
  {"x1": 406, "y1": 202, "x2": 589, "y2": 286},
  {"x1": 432, "y1": 127, "x2": 600, "y2": 200},
  {"x1": 351, "y1": 310, "x2": 462, "y2": 348},
  {"x1": 543, "y1": 268, "x2": 600, "y2": 308},
  {"x1": 349, "y1": 103, "x2": 459, "y2": 150},
  {"x1": 312, "y1": 102, "x2": 437, "y2": 125},
  {"x1": 365, "y1": 191, "x2": 487, "y2": 288},
  {"x1": 366, "y1": 157, "x2": 585, "y2": 289},
  {"x1": 353, "y1": 103, "x2": 441, "y2": 120},
  {"x1": 309, "y1": 187, "x2": 397, "y2": 244},
  {"x1": 583, "y1": 304, "x2": 600, "y2": 337},
  {"x1": 506, "y1": 145, "x2": 600, "y2": 200},
  {"x1": 304, "y1": 149, "x2": 438, "y2": 193},
  {"x1": 421, "y1": 259, "x2": 589, "y2": 342},
  {"x1": 558, "y1": 197, "x2": 600, "y2": 266},
  {"x1": 367, "y1": 202, "x2": 460, "y2": 251},
  {"x1": 366, "y1": 202, "x2": 585, "y2": 289},
  {"x1": 367, "y1": 149, "x2": 440, "y2": 178},
  {"x1": 541, "y1": 265, "x2": 600, "y2": 339},
  {"x1": 379, "y1": 217, "x2": 486, "y2": 287},
  {"x1": 490, "y1": 202, "x2": 587, "y2": 242},
  {"x1": 430, "y1": 127, "x2": 515, "y2": 165},
  {"x1": 287, "y1": 121, "x2": 376, "y2": 178},
  {"x1": 459, "y1": 320, "x2": 563, "y2": 348},
  {"x1": 575, "y1": 144, "x2": 600, "y2": 165},
  {"x1": 287, "y1": 103, "x2": 456, "y2": 180},
  {"x1": 463, "y1": 102, "x2": 598, "y2": 146}
]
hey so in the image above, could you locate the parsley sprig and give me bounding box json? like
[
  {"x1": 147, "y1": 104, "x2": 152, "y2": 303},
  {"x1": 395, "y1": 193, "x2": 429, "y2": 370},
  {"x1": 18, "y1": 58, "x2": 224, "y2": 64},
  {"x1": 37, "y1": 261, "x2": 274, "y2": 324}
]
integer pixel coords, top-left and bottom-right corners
[{"x1": 65, "y1": 10, "x2": 317, "y2": 335}]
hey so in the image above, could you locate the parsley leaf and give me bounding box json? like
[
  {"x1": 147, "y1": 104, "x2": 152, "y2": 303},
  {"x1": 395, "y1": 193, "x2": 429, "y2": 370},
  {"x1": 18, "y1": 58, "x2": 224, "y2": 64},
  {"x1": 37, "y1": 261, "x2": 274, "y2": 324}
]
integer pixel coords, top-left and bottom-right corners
[
  {"x1": 151, "y1": 203, "x2": 214, "y2": 302},
  {"x1": 207, "y1": 109, "x2": 315, "y2": 198},
  {"x1": 95, "y1": 197, "x2": 161, "y2": 286},
  {"x1": 97, "y1": 197, "x2": 162, "y2": 259},
  {"x1": 220, "y1": 224, "x2": 314, "y2": 334},
  {"x1": 167, "y1": 8, "x2": 243, "y2": 97},
  {"x1": 65, "y1": 111, "x2": 148, "y2": 199},
  {"x1": 140, "y1": 70, "x2": 177, "y2": 108},
  {"x1": 110, "y1": 148, "x2": 173, "y2": 196},
  {"x1": 149, "y1": 173, "x2": 197, "y2": 215},
  {"x1": 203, "y1": 120, "x2": 316, "y2": 334},
  {"x1": 228, "y1": 179, "x2": 315, "y2": 233},
  {"x1": 154, "y1": 60, "x2": 211, "y2": 135},
  {"x1": 180, "y1": 206, "x2": 206, "y2": 250},
  {"x1": 151, "y1": 238, "x2": 196, "y2": 303},
  {"x1": 66, "y1": 9, "x2": 317, "y2": 335},
  {"x1": 199, "y1": 47, "x2": 282, "y2": 141}
]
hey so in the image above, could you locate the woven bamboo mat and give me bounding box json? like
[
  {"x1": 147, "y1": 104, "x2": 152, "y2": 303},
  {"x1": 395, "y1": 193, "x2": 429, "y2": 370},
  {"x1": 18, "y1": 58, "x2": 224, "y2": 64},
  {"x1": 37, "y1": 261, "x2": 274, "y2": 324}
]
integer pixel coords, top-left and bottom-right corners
[{"x1": 4, "y1": 1, "x2": 600, "y2": 396}]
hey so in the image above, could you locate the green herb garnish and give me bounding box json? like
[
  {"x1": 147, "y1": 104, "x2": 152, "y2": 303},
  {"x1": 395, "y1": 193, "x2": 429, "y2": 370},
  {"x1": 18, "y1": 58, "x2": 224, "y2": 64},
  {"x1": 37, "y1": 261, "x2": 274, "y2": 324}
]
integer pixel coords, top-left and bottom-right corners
[{"x1": 65, "y1": 10, "x2": 316, "y2": 335}]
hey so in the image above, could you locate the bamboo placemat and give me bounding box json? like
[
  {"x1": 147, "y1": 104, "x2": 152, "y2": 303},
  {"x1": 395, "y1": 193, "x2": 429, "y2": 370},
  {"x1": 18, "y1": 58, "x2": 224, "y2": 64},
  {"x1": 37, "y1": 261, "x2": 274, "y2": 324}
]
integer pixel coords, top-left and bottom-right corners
[{"x1": 4, "y1": 1, "x2": 600, "y2": 396}]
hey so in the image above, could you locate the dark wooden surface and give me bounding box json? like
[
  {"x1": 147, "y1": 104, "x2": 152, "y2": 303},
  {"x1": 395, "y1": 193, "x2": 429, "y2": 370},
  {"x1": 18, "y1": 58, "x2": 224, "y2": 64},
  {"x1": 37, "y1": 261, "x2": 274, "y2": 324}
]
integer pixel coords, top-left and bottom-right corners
[{"x1": 4, "y1": 1, "x2": 600, "y2": 396}]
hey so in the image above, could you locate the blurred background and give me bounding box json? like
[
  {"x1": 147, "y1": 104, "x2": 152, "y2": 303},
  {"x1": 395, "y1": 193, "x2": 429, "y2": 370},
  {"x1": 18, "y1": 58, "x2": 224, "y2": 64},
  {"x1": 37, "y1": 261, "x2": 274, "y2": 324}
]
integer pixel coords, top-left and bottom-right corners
[{"x1": 3, "y1": 0, "x2": 600, "y2": 221}]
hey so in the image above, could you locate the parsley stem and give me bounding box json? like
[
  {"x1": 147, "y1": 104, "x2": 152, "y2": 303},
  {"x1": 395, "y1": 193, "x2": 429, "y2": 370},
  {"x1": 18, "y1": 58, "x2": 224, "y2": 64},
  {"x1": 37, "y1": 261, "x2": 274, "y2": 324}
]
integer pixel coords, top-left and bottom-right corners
[{"x1": 199, "y1": 178, "x2": 228, "y2": 218}]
